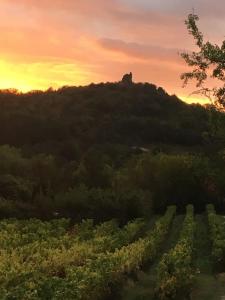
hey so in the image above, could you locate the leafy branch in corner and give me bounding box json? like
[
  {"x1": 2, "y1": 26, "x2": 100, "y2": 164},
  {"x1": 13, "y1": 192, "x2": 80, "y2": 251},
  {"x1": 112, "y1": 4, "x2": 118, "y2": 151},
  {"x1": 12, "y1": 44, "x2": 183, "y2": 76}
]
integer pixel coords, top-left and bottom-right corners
[{"x1": 181, "y1": 14, "x2": 225, "y2": 109}]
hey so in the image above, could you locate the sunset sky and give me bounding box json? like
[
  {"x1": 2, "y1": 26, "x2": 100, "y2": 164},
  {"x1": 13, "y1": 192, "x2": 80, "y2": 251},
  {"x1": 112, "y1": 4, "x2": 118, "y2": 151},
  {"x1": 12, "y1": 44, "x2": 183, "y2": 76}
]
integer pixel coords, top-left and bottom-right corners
[{"x1": 0, "y1": 0, "x2": 224, "y2": 103}]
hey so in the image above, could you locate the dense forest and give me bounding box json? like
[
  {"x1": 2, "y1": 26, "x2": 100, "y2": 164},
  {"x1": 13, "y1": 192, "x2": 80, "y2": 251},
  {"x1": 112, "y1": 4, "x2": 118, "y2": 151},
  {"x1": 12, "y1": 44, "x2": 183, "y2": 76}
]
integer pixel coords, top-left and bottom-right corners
[{"x1": 1, "y1": 82, "x2": 225, "y2": 221}]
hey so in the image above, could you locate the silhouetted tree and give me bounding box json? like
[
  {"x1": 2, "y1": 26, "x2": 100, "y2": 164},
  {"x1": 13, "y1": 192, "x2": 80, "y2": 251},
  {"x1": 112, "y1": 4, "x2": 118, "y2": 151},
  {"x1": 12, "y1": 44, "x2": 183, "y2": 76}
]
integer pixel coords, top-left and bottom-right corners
[{"x1": 181, "y1": 14, "x2": 225, "y2": 109}]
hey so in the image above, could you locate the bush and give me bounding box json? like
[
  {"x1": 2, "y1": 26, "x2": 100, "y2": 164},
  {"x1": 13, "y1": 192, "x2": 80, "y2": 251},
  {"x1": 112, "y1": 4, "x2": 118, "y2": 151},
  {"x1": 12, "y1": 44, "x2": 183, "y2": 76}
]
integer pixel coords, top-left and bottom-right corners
[
  {"x1": 54, "y1": 186, "x2": 152, "y2": 222},
  {"x1": 0, "y1": 174, "x2": 33, "y2": 201},
  {"x1": 114, "y1": 153, "x2": 215, "y2": 212},
  {"x1": 0, "y1": 198, "x2": 37, "y2": 218}
]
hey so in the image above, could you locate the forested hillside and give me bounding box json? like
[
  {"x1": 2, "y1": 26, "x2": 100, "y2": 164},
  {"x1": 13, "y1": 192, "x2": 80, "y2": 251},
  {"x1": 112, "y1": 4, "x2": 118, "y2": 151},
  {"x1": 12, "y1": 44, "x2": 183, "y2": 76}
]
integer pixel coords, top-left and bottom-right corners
[
  {"x1": 0, "y1": 83, "x2": 212, "y2": 151},
  {"x1": 1, "y1": 82, "x2": 225, "y2": 220}
]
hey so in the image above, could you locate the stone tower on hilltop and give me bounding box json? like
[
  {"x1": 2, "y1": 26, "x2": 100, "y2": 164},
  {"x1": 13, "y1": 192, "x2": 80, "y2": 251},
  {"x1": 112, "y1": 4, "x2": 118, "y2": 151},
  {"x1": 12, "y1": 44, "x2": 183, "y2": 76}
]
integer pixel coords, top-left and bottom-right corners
[{"x1": 121, "y1": 72, "x2": 133, "y2": 85}]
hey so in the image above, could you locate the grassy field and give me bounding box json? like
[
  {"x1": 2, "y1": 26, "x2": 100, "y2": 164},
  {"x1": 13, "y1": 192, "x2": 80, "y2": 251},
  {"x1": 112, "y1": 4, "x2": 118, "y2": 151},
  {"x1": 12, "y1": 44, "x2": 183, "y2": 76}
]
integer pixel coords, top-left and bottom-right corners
[{"x1": 0, "y1": 205, "x2": 225, "y2": 299}]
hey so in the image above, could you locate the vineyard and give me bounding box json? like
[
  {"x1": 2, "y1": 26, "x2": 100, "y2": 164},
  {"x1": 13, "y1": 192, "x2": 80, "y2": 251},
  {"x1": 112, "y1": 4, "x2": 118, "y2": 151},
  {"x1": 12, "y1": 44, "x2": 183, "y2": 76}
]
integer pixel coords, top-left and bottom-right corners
[{"x1": 1, "y1": 205, "x2": 225, "y2": 299}]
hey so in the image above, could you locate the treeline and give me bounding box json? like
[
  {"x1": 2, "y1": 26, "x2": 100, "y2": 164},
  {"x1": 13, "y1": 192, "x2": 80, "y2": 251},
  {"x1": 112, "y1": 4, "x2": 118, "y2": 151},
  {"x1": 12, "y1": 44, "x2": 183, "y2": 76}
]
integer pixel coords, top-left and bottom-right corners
[
  {"x1": 0, "y1": 82, "x2": 225, "y2": 221},
  {"x1": 1, "y1": 144, "x2": 225, "y2": 221}
]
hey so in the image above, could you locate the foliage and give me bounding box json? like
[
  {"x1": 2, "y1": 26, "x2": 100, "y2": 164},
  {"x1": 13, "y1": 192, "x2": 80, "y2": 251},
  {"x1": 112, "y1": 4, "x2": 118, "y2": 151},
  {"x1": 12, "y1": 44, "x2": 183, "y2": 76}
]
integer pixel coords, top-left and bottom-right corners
[
  {"x1": 0, "y1": 83, "x2": 212, "y2": 151},
  {"x1": 0, "y1": 143, "x2": 225, "y2": 220},
  {"x1": 207, "y1": 204, "x2": 225, "y2": 264},
  {"x1": 0, "y1": 208, "x2": 175, "y2": 299},
  {"x1": 156, "y1": 205, "x2": 195, "y2": 299},
  {"x1": 0, "y1": 82, "x2": 225, "y2": 220},
  {"x1": 181, "y1": 14, "x2": 225, "y2": 108},
  {"x1": 114, "y1": 153, "x2": 217, "y2": 212},
  {"x1": 54, "y1": 186, "x2": 151, "y2": 221}
]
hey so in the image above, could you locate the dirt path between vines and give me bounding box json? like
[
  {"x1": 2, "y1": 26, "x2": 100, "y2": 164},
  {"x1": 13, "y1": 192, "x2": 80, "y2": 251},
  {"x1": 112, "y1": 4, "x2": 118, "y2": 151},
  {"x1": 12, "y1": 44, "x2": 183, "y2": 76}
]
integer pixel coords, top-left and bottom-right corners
[
  {"x1": 191, "y1": 214, "x2": 225, "y2": 300},
  {"x1": 120, "y1": 214, "x2": 184, "y2": 300}
]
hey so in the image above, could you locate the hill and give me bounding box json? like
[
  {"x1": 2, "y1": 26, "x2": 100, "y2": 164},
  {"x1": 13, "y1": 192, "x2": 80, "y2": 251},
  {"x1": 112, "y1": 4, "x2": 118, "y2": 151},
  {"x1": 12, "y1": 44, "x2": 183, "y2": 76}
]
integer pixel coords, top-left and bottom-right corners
[
  {"x1": 0, "y1": 82, "x2": 213, "y2": 156},
  {"x1": 0, "y1": 82, "x2": 225, "y2": 220}
]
